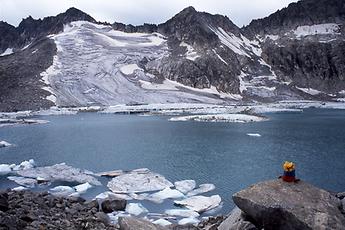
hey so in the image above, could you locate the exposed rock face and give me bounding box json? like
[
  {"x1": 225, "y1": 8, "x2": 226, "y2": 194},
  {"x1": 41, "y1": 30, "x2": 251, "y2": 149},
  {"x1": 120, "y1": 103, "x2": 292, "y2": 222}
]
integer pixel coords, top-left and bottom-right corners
[
  {"x1": 0, "y1": 37, "x2": 55, "y2": 111},
  {"x1": 233, "y1": 179, "x2": 345, "y2": 230},
  {"x1": 218, "y1": 207, "x2": 257, "y2": 230},
  {"x1": 118, "y1": 217, "x2": 167, "y2": 230}
]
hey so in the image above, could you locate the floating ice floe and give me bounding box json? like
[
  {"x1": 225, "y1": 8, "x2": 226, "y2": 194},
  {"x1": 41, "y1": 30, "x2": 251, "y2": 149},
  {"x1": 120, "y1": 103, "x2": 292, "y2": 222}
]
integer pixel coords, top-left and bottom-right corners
[
  {"x1": 107, "y1": 170, "x2": 173, "y2": 193},
  {"x1": 247, "y1": 133, "x2": 261, "y2": 137},
  {"x1": 169, "y1": 114, "x2": 267, "y2": 123},
  {"x1": 17, "y1": 163, "x2": 101, "y2": 186},
  {"x1": 95, "y1": 191, "x2": 132, "y2": 201},
  {"x1": 74, "y1": 182, "x2": 93, "y2": 194},
  {"x1": 174, "y1": 195, "x2": 222, "y2": 213},
  {"x1": 129, "y1": 192, "x2": 163, "y2": 203},
  {"x1": 49, "y1": 186, "x2": 75, "y2": 197},
  {"x1": 125, "y1": 203, "x2": 148, "y2": 216},
  {"x1": 178, "y1": 217, "x2": 200, "y2": 225},
  {"x1": 96, "y1": 169, "x2": 124, "y2": 177},
  {"x1": 150, "y1": 187, "x2": 185, "y2": 200},
  {"x1": 186, "y1": 184, "x2": 215, "y2": 197},
  {"x1": 174, "y1": 180, "x2": 196, "y2": 194},
  {"x1": 165, "y1": 209, "x2": 200, "y2": 218},
  {"x1": 7, "y1": 176, "x2": 37, "y2": 188},
  {"x1": 152, "y1": 218, "x2": 172, "y2": 226},
  {"x1": 12, "y1": 186, "x2": 28, "y2": 192},
  {"x1": 0, "y1": 164, "x2": 12, "y2": 175},
  {"x1": 0, "y1": 141, "x2": 12, "y2": 148}
]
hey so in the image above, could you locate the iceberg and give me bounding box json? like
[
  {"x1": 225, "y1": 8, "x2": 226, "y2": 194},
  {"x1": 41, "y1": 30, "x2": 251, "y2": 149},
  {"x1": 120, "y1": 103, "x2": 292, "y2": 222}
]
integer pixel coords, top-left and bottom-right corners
[
  {"x1": 125, "y1": 203, "x2": 148, "y2": 216},
  {"x1": 107, "y1": 170, "x2": 173, "y2": 193},
  {"x1": 174, "y1": 195, "x2": 222, "y2": 213},
  {"x1": 247, "y1": 133, "x2": 261, "y2": 137},
  {"x1": 165, "y1": 209, "x2": 200, "y2": 218},
  {"x1": 174, "y1": 180, "x2": 196, "y2": 194},
  {"x1": 17, "y1": 163, "x2": 101, "y2": 186},
  {"x1": 150, "y1": 187, "x2": 185, "y2": 200},
  {"x1": 7, "y1": 176, "x2": 37, "y2": 188},
  {"x1": 0, "y1": 140, "x2": 12, "y2": 148},
  {"x1": 13, "y1": 159, "x2": 36, "y2": 171},
  {"x1": 187, "y1": 184, "x2": 216, "y2": 197}
]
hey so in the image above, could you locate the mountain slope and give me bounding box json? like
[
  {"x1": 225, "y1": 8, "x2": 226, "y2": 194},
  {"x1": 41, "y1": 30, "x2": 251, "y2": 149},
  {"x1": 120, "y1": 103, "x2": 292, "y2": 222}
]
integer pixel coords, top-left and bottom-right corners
[{"x1": 1, "y1": 0, "x2": 345, "y2": 112}]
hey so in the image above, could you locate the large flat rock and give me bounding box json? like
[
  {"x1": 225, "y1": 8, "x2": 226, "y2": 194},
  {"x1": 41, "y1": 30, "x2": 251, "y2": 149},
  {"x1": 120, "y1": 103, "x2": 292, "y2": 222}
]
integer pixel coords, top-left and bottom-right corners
[{"x1": 233, "y1": 179, "x2": 345, "y2": 230}]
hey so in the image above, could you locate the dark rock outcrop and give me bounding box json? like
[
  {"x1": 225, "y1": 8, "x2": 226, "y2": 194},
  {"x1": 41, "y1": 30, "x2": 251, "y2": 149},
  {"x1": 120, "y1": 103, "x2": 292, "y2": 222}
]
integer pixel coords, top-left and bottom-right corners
[
  {"x1": 0, "y1": 192, "x2": 9, "y2": 212},
  {"x1": 101, "y1": 199, "x2": 127, "y2": 213},
  {"x1": 243, "y1": 0, "x2": 345, "y2": 38},
  {"x1": 0, "y1": 190, "x2": 116, "y2": 229},
  {"x1": 218, "y1": 207, "x2": 257, "y2": 230},
  {"x1": 233, "y1": 179, "x2": 345, "y2": 230},
  {"x1": 118, "y1": 217, "x2": 167, "y2": 230}
]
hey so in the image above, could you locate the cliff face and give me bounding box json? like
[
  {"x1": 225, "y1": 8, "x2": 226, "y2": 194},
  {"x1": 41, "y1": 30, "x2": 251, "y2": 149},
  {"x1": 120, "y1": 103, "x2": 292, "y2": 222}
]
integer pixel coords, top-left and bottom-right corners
[
  {"x1": 1, "y1": 0, "x2": 345, "y2": 111},
  {"x1": 244, "y1": 0, "x2": 345, "y2": 95}
]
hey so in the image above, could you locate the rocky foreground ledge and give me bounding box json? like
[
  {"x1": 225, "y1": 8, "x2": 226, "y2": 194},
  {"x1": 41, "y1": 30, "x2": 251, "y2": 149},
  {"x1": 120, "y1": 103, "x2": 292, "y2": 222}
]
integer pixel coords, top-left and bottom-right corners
[{"x1": 1, "y1": 179, "x2": 345, "y2": 230}]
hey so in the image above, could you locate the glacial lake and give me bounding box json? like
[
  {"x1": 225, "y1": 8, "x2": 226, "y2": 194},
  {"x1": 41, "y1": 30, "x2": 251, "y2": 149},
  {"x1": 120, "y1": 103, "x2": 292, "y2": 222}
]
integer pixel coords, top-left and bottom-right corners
[{"x1": 1, "y1": 108, "x2": 345, "y2": 215}]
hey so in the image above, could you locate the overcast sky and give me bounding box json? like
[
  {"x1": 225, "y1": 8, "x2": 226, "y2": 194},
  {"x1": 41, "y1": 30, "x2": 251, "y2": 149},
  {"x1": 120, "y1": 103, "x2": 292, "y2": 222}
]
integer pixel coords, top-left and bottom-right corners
[{"x1": 0, "y1": 0, "x2": 298, "y2": 27}]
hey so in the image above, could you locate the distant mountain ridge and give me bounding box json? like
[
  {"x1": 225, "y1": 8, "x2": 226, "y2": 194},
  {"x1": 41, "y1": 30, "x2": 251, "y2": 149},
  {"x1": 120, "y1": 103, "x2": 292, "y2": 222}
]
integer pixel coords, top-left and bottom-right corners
[{"x1": 0, "y1": 0, "x2": 345, "y2": 111}]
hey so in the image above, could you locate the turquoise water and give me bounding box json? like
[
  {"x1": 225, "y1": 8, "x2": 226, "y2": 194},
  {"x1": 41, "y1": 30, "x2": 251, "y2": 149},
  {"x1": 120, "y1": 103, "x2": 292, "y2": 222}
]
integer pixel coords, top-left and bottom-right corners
[{"x1": 1, "y1": 109, "x2": 345, "y2": 214}]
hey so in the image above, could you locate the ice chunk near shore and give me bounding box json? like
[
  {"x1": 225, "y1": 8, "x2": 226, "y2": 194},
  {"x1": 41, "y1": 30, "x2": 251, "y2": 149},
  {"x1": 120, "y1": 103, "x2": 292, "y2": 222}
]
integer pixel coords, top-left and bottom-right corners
[
  {"x1": 17, "y1": 163, "x2": 101, "y2": 186},
  {"x1": 152, "y1": 219, "x2": 172, "y2": 226},
  {"x1": 150, "y1": 187, "x2": 185, "y2": 200},
  {"x1": 178, "y1": 217, "x2": 200, "y2": 225},
  {"x1": 165, "y1": 209, "x2": 200, "y2": 218},
  {"x1": 187, "y1": 184, "x2": 216, "y2": 197},
  {"x1": 74, "y1": 182, "x2": 92, "y2": 194},
  {"x1": 107, "y1": 170, "x2": 173, "y2": 193},
  {"x1": 125, "y1": 203, "x2": 148, "y2": 216},
  {"x1": 49, "y1": 186, "x2": 75, "y2": 197},
  {"x1": 247, "y1": 133, "x2": 261, "y2": 137},
  {"x1": 174, "y1": 195, "x2": 222, "y2": 213},
  {"x1": 0, "y1": 141, "x2": 12, "y2": 148},
  {"x1": 174, "y1": 180, "x2": 196, "y2": 194},
  {"x1": 7, "y1": 176, "x2": 37, "y2": 188},
  {"x1": 0, "y1": 164, "x2": 12, "y2": 175}
]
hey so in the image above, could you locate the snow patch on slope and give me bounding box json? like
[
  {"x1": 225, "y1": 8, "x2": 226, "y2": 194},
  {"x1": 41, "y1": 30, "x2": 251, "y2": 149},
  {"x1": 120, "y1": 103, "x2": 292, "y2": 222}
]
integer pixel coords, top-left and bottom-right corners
[
  {"x1": 0, "y1": 48, "x2": 13, "y2": 56},
  {"x1": 294, "y1": 23, "x2": 340, "y2": 38},
  {"x1": 180, "y1": 42, "x2": 200, "y2": 61}
]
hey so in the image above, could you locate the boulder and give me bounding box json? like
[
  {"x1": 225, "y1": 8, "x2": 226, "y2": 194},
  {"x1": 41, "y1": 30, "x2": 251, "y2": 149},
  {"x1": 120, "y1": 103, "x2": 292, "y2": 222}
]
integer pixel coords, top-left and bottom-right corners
[
  {"x1": 118, "y1": 217, "x2": 167, "y2": 230},
  {"x1": 101, "y1": 198, "x2": 127, "y2": 213},
  {"x1": 218, "y1": 207, "x2": 257, "y2": 230},
  {"x1": 233, "y1": 179, "x2": 345, "y2": 230},
  {"x1": 0, "y1": 192, "x2": 9, "y2": 211}
]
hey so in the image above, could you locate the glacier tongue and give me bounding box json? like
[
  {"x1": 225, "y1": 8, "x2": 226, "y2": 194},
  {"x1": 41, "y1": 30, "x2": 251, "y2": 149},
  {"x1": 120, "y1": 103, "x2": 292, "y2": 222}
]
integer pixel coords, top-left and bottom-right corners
[{"x1": 42, "y1": 21, "x2": 225, "y2": 107}]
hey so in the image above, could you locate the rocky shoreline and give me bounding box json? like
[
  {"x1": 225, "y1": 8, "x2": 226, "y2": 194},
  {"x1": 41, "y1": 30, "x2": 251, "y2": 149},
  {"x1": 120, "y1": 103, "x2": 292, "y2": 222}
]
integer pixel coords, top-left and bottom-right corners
[{"x1": 1, "y1": 179, "x2": 345, "y2": 230}]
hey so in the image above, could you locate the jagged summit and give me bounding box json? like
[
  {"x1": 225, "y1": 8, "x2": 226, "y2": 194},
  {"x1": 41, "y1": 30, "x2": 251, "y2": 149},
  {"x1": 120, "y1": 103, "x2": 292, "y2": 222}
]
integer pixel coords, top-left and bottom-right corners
[{"x1": 244, "y1": 0, "x2": 345, "y2": 37}]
